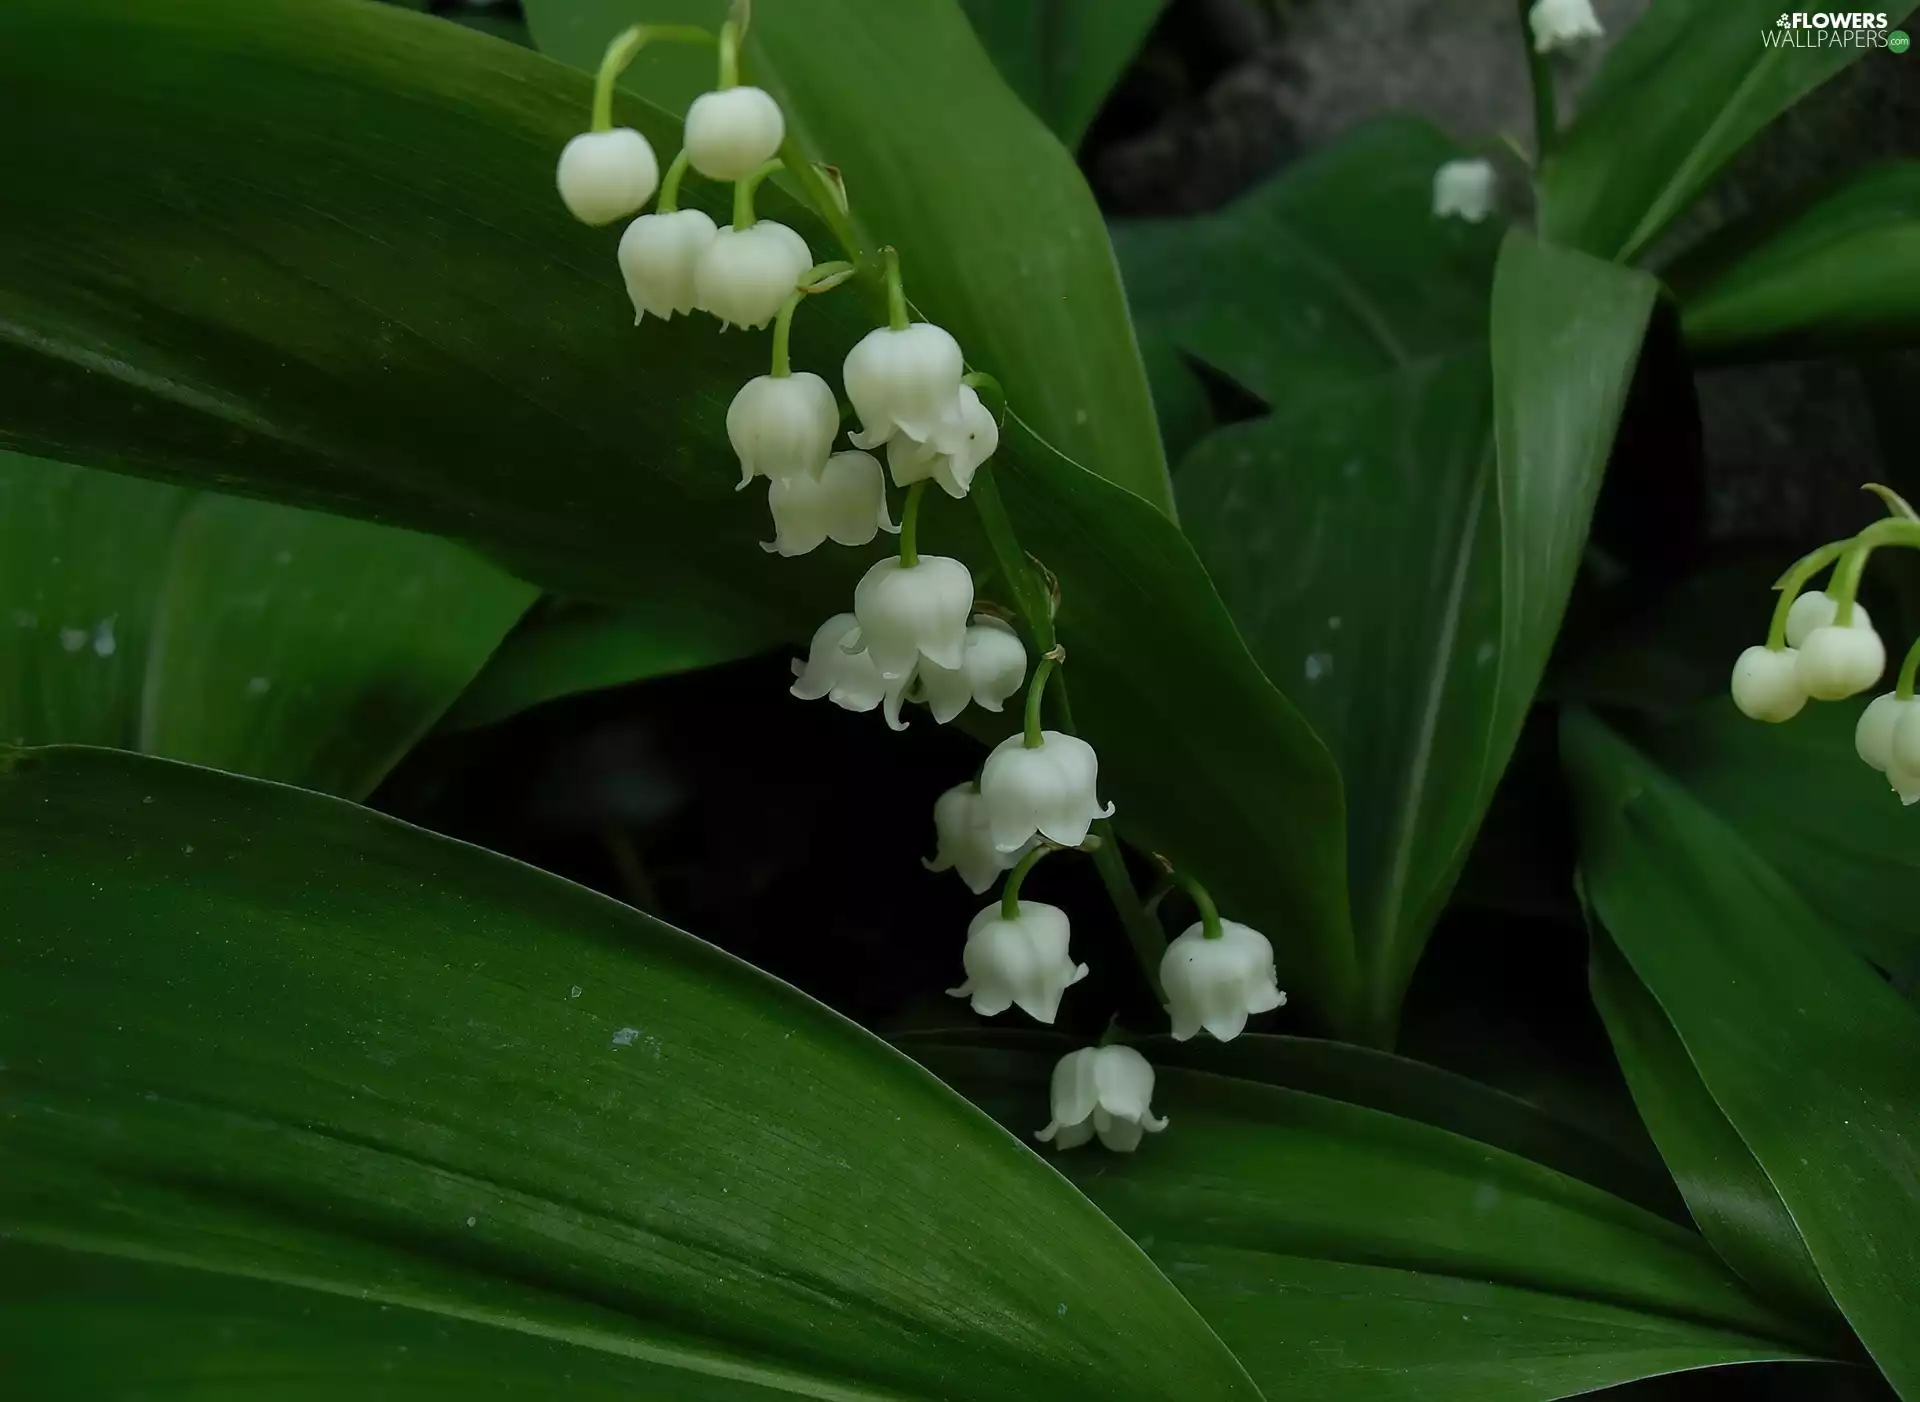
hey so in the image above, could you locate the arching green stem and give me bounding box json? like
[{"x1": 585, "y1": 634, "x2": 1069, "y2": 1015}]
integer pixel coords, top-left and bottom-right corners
[
  {"x1": 1023, "y1": 655, "x2": 1057, "y2": 749},
  {"x1": 1827, "y1": 542, "x2": 1874, "y2": 626},
  {"x1": 1898, "y1": 639, "x2": 1920, "y2": 701},
  {"x1": 1159, "y1": 869, "x2": 1223, "y2": 941},
  {"x1": 716, "y1": 19, "x2": 740, "y2": 89},
  {"x1": 1000, "y1": 846, "x2": 1048, "y2": 922},
  {"x1": 882, "y1": 246, "x2": 909, "y2": 332},
  {"x1": 731, "y1": 158, "x2": 785, "y2": 230},
  {"x1": 898, "y1": 480, "x2": 929, "y2": 568},
  {"x1": 657, "y1": 150, "x2": 691, "y2": 213},
  {"x1": 1766, "y1": 540, "x2": 1850, "y2": 649},
  {"x1": 591, "y1": 25, "x2": 713, "y2": 133},
  {"x1": 769, "y1": 291, "x2": 802, "y2": 378}
]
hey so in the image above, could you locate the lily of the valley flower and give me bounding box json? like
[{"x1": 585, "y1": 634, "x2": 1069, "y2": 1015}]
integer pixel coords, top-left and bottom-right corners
[
  {"x1": 1529, "y1": 0, "x2": 1604, "y2": 52},
  {"x1": 790, "y1": 613, "x2": 891, "y2": 713},
  {"x1": 1035, "y1": 1046, "x2": 1168, "y2": 1154},
  {"x1": 1160, "y1": 920, "x2": 1286, "y2": 1043},
  {"x1": 851, "y1": 555, "x2": 974, "y2": 680},
  {"x1": 1857, "y1": 692, "x2": 1920, "y2": 803},
  {"x1": 1786, "y1": 591, "x2": 1872, "y2": 647},
  {"x1": 885, "y1": 617, "x2": 1028, "y2": 729},
  {"x1": 762, "y1": 450, "x2": 895, "y2": 557},
  {"x1": 727, "y1": 372, "x2": 839, "y2": 487},
  {"x1": 947, "y1": 900, "x2": 1087, "y2": 1023},
  {"x1": 1797, "y1": 616, "x2": 1885, "y2": 700},
  {"x1": 1431, "y1": 158, "x2": 1497, "y2": 223},
  {"x1": 923, "y1": 782, "x2": 1033, "y2": 894},
  {"x1": 683, "y1": 86, "x2": 786, "y2": 181},
  {"x1": 886, "y1": 384, "x2": 999, "y2": 498},
  {"x1": 1731, "y1": 645, "x2": 1807, "y2": 723},
  {"x1": 618, "y1": 208, "x2": 718, "y2": 323},
  {"x1": 844, "y1": 323, "x2": 967, "y2": 452},
  {"x1": 978, "y1": 729, "x2": 1114, "y2": 852},
  {"x1": 557, "y1": 128, "x2": 660, "y2": 226},
  {"x1": 696, "y1": 221, "x2": 812, "y2": 329}
]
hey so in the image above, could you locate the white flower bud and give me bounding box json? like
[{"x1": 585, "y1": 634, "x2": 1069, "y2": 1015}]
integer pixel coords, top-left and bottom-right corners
[
  {"x1": 844, "y1": 324, "x2": 965, "y2": 451},
  {"x1": 1160, "y1": 920, "x2": 1287, "y2": 1043},
  {"x1": 886, "y1": 384, "x2": 998, "y2": 498},
  {"x1": 1889, "y1": 698, "x2": 1920, "y2": 777},
  {"x1": 1035, "y1": 1046, "x2": 1168, "y2": 1154},
  {"x1": 790, "y1": 613, "x2": 892, "y2": 714},
  {"x1": 852, "y1": 555, "x2": 973, "y2": 680},
  {"x1": 1856, "y1": 692, "x2": 1912, "y2": 771},
  {"x1": 761, "y1": 450, "x2": 894, "y2": 557},
  {"x1": 1730, "y1": 645, "x2": 1807, "y2": 723},
  {"x1": 1431, "y1": 158, "x2": 1497, "y2": 222},
  {"x1": 1796, "y1": 622, "x2": 1885, "y2": 701},
  {"x1": 556, "y1": 128, "x2": 660, "y2": 227},
  {"x1": 923, "y1": 782, "x2": 1033, "y2": 894},
  {"x1": 947, "y1": 900, "x2": 1087, "y2": 1024},
  {"x1": 727, "y1": 372, "x2": 839, "y2": 488},
  {"x1": 618, "y1": 208, "x2": 717, "y2": 323},
  {"x1": 890, "y1": 617, "x2": 1029, "y2": 728},
  {"x1": 684, "y1": 86, "x2": 786, "y2": 182},
  {"x1": 1529, "y1": 0, "x2": 1604, "y2": 52},
  {"x1": 979, "y1": 730, "x2": 1114, "y2": 853},
  {"x1": 1785, "y1": 591, "x2": 1870, "y2": 648},
  {"x1": 696, "y1": 221, "x2": 812, "y2": 329}
]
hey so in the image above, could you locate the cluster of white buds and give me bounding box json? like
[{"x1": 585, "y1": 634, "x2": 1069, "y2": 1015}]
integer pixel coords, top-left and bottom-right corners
[
  {"x1": 1528, "y1": 0, "x2": 1605, "y2": 52},
  {"x1": 1036, "y1": 1046, "x2": 1169, "y2": 1153},
  {"x1": 1431, "y1": 158, "x2": 1498, "y2": 223}
]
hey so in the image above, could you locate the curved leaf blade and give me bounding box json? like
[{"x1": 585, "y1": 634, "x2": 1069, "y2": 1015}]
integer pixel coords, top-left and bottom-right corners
[{"x1": 959, "y1": 0, "x2": 1168, "y2": 147}]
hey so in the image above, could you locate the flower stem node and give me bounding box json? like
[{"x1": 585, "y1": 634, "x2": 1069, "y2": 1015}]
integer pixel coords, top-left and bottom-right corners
[
  {"x1": 1431, "y1": 159, "x2": 1497, "y2": 223},
  {"x1": 1785, "y1": 591, "x2": 1871, "y2": 648},
  {"x1": 1730, "y1": 646, "x2": 1807, "y2": 723},
  {"x1": 979, "y1": 729, "x2": 1114, "y2": 853},
  {"x1": 726, "y1": 372, "x2": 839, "y2": 487},
  {"x1": 684, "y1": 86, "x2": 786, "y2": 181},
  {"x1": 851, "y1": 555, "x2": 975, "y2": 680},
  {"x1": 1035, "y1": 1046, "x2": 1168, "y2": 1154},
  {"x1": 889, "y1": 616, "x2": 1029, "y2": 729},
  {"x1": 618, "y1": 209, "x2": 718, "y2": 323},
  {"x1": 1528, "y1": 0, "x2": 1604, "y2": 52},
  {"x1": 1160, "y1": 921, "x2": 1286, "y2": 1043},
  {"x1": 923, "y1": 782, "x2": 1034, "y2": 894},
  {"x1": 886, "y1": 384, "x2": 1000, "y2": 499},
  {"x1": 947, "y1": 900, "x2": 1088, "y2": 1024},
  {"x1": 844, "y1": 324, "x2": 967, "y2": 452},
  {"x1": 696, "y1": 221, "x2": 812, "y2": 329},
  {"x1": 762, "y1": 450, "x2": 895, "y2": 556},
  {"x1": 1857, "y1": 693, "x2": 1920, "y2": 803},
  {"x1": 789, "y1": 613, "x2": 889, "y2": 713},
  {"x1": 1796, "y1": 621, "x2": 1885, "y2": 701},
  {"x1": 557, "y1": 129, "x2": 660, "y2": 227}
]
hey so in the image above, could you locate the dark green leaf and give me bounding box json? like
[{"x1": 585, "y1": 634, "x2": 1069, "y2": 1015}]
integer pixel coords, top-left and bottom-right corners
[
  {"x1": 0, "y1": 745, "x2": 1260, "y2": 1401},
  {"x1": 957, "y1": 0, "x2": 1168, "y2": 147},
  {"x1": 0, "y1": 0, "x2": 1359, "y2": 1031},
  {"x1": 0, "y1": 452, "x2": 532, "y2": 797},
  {"x1": 1564, "y1": 707, "x2": 1920, "y2": 1396},
  {"x1": 1542, "y1": 1, "x2": 1918, "y2": 262}
]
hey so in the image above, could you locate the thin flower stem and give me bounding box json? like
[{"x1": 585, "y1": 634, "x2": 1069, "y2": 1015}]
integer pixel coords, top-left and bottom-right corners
[
  {"x1": 1766, "y1": 541, "x2": 1849, "y2": 649},
  {"x1": 1000, "y1": 846, "x2": 1048, "y2": 922},
  {"x1": 882, "y1": 247, "x2": 909, "y2": 332},
  {"x1": 898, "y1": 480, "x2": 928, "y2": 568},
  {"x1": 592, "y1": 25, "x2": 713, "y2": 133},
  {"x1": 716, "y1": 19, "x2": 740, "y2": 89},
  {"x1": 769, "y1": 291, "x2": 802, "y2": 377},
  {"x1": 1517, "y1": 0, "x2": 1556, "y2": 159},
  {"x1": 657, "y1": 149, "x2": 691, "y2": 212},
  {"x1": 1022, "y1": 656, "x2": 1056, "y2": 749},
  {"x1": 730, "y1": 158, "x2": 785, "y2": 230},
  {"x1": 1899, "y1": 639, "x2": 1920, "y2": 701},
  {"x1": 1828, "y1": 543, "x2": 1874, "y2": 626},
  {"x1": 1164, "y1": 869, "x2": 1223, "y2": 941}
]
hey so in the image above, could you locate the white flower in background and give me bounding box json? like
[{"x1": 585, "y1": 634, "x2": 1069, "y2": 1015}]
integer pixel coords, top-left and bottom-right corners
[
  {"x1": 1730, "y1": 646, "x2": 1807, "y2": 723},
  {"x1": 1160, "y1": 921, "x2": 1286, "y2": 1043},
  {"x1": 1529, "y1": 0, "x2": 1604, "y2": 52},
  {"x1": 557, "y1": 128, "x2": 661, "y2": 226},
  {"x1": 684, "y1": 86, "x2": 787, "y2": 181},
  {"x1": 1431, "y1": 158, "x2": 1498, "y2": 223},
  {"x1": 923, "y1": 782, "x2": 1033, "y2": 894},
  {"x1": 1785, "y1": 591, "x2": 1871, "y2": 648},
  {"x1": 947, "y1": 901, "x2": 1087, "y2": 1023},
  {"x1": 844, "y1": 323, "x2": 967, "y2": 452},
  {"x1": 696, "y1": 221, "x2": 812, "y2": 329},
  {"x1": 1856, "y1": 692, "x2": 1920, "y2": 803},
  {"x1": 762, "y1": 451, "x2": 895, "y2": 557},
  {"x1": 890, "y1": 617, "x2": 1029, "y2": 728},
  {"x1": 790, "y1": 613, "x2": 892, "y2": 713},
  {"x1": 1796, "y1": 616, "x2": 1885, "y2": 701},
  {"x1": 1035, "y1": 1046, "x2": 1168, "y2": 1154},
  {"x1": 851, "y1": 555, "x2": 974, "y2": 680},
  {"x1": 726, "y1": 372, "x2": 839, "y2": 487},
  {"x1": 886, "y1": 384, "x2": 999, "y2": 498},
  {"x1": 618, "y1": 208, "x2": 718, "y2": 323},
  {"x1": 979, "y1": 730, "x2": 1114, "y2": 852}
]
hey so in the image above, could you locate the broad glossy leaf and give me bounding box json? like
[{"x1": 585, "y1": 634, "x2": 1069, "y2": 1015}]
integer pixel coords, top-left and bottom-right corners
[
  {"x1": 1565, "y1": 708, "x2": 1920, "y2": 1396},
  {"x1": 1672, "y1": 162, "x2": 1920, "y2": 358},
  {"x1": 907, "y1": 1035, "x2": 1824, "y2": 1402},
  {"x1": 0, "y1": 452, "x2": 532, "y2": 798},
  {"x1": 0, "y1": 0, "x2": 1358, "y2": 1030},
  {"x1": 524, "y1": 0, "x2": 1174, "y2": 513},
  {"x1": 0, "y1": 745, "x2": 1260, "y2": 1401},
  {"x1": 1542, "y1": 1, "x2": 1918, "y2": 262},
  {"x1": 958, "y1": 0, "x2": 1168, "y2": 146}
]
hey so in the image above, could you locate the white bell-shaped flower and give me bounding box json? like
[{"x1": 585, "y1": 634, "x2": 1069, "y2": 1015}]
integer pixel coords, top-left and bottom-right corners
[
  {"x1": 557, "y1": 128, "x2": 660, "y2": 227},
  {"x1": 1529, "y1": 0, "x2": 1604, "y2": 52},
  {"x1": 923, "y1": 783, "x2": 1033, "y2": 894},
  {"x1": 684, "y1": 86, "x2": 786, "y2": 181},
  {"x1": 1730, "y1": 645, "x2": 1807, "y2": 723},
  {"x1": 844, "y1": 324, "x2": 966, "y2": 452},
  {"x1": 1796, "y1": 619, "x2": 1885, "y2": 701},
  {"x1": 1786, "y1": 591, "x2": 1871, "y2": 648},
  {"x1": 762, "y1": 451, "x2": 895, "y2": 557},
  {"x1": 979, "y1": 729, "x2": 1114, "y2": 853},
  {"x1": 886, "y1": 385, "x2": 999, "y2": 498},
  {"x1": 696, "y1": 221, "x2": 812, "y2": 329},
  {"x1": 1431, "y1": 158, "x2": 1497, "y2": 222},
  {"x1": 851, "y1": 555, "x2": 973, "y2": 680},
  {"x1": 889, "y1": 617, "x2": 1029, "y2": 728},
  {"x1": 790, "y1": 613, "x2": 892, "y2": 714},
  {"x1": 618, "y1": 208, "x2": 717, "y2": 323},
  {"x1": 727, "y1": 372, "x2": 839, "y2": 488},
  {"x1": 1035, "y1": 1046, "x2": 1169, "y2": 1154},
  {"x1": 1160, "y1": 920, "x2": 1287, "y2": 1043},
  {"x1": 947, "y1": 900, "x2": 1087, "y2": 1024},
  {"x1": 1857, "y1": 693, "x2": 1920, "y2": 803}
]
